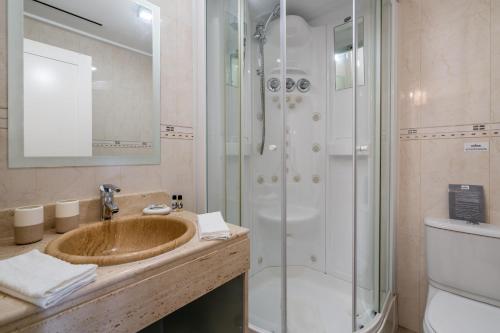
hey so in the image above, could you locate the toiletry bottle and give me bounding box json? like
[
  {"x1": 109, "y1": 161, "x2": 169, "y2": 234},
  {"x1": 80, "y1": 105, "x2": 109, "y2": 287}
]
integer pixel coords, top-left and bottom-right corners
[
  {"x1": 178, "y1": 195, "x2": 183, "y2": 211},
  {"x1": 171, "y1": 194, "x2": 178, "y2": 211}
]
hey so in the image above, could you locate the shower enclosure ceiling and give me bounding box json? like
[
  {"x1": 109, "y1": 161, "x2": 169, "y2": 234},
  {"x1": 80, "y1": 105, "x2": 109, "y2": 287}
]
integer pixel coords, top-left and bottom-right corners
[{"x1": 206, "y1": 0, "x2": 394, "y2": 332}]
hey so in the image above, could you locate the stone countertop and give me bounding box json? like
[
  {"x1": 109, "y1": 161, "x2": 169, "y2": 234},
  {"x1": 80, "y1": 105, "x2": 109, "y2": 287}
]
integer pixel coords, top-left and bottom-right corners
[{"x1": 0, "y1": 211, "x2": 249, "y2": 328}]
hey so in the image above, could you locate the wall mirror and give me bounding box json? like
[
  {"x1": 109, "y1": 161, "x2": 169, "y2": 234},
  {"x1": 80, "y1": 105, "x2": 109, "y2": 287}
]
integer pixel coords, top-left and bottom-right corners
[
  {"x1": 8, "y1": 0, "x2": 161, "y2": 167},
  {"x1": 334, "y1": 18, "x2": 365, "y2": 90}
]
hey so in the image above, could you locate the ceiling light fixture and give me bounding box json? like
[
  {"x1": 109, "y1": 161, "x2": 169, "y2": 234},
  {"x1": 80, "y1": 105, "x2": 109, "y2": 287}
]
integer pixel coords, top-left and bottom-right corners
[{"x1": 138, "y1": 6, "x2": 153, "y2": 22}]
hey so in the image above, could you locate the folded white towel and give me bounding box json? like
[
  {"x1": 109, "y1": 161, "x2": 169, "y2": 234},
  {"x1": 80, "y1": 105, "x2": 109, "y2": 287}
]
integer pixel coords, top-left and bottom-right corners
[
  {"x1": 0, "y1": 250, "x2": 97, "y2": 308},
  {"x1": 197, "y1": 211, "x2": 231, "y2": 240}
]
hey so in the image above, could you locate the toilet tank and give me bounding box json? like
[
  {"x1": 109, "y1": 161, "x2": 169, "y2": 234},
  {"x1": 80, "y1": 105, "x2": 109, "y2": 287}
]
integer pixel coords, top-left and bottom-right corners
[{"x1": 425, "y1": 217, "x2": 500, "y2": 307}]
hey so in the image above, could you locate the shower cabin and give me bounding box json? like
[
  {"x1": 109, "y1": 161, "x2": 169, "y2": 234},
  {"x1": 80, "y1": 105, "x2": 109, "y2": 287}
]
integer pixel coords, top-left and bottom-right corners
[{"x1": 199, "y1": 0, "x2": 396, "y2": 331}]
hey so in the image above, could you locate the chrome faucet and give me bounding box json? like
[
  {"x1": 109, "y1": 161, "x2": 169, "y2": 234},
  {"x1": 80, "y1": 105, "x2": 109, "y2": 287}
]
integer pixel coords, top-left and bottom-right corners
[{"x1": 99, "y1": 184, "x2": 121, "y2": 221}]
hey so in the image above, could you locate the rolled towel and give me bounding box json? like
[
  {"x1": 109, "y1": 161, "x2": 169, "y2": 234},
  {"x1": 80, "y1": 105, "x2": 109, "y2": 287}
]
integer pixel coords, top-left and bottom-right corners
[
  {"x1": 0, "y1": 250, "x2": 97, "y2": 308},
  {"x1": 197, "y1": 211, "x2": 231, "y2": 240}
]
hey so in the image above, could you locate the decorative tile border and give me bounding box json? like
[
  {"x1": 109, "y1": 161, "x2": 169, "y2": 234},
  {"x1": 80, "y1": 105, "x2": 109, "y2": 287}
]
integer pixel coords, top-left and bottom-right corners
[
  {"x1": 161, "y1": 124, "x2": 194, "y2": 140},
  {"x1": 93, "y1": 140, "x2": 153, "y2": 149},
  {"x1": 0, "y1": 114, "x2": 195, "y2": 141},
  {"x1": 400, "y1": 123, "x2": 500, "y2": 140},
  {"x1": 0, "y1": 109, "x2": 7, "y2": 129}
]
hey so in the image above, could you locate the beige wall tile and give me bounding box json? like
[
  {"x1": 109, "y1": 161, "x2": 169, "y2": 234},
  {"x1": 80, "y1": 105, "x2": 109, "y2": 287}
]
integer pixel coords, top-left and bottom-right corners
[
  {"x1": 35, "y1": 167, "x2": 97, "y2": 204},
  {"x1": 398, "y1": 141, "x2": 421, "y2": 238},
  {"x1": 159, "y1": 17, "x2": 193, "y2": 127},
  {"x1": 161, "y1": 139, "x2": 194, "y2": 211},
  {"x1": 420, "y1": 138, "x2": 490, "y2": 220},
  {"x1": 94, "y1": 167, "x2": 122, "y2": 189},
  {"x1": 120, "y1": 165, "x2": 163, "y2": 194},
  {"x1": 490, "y1": 138, "x2": 500, "y2": 224},
  {"x1": 160, "y1": 16, "x2": 178, "y2": 125},
  {"x1": 175, "y1": 22, "x2": 194, "y2": 127},
  {"x1": 397, "y1": 140, "x2": 421, "y2": 332},
  {"x1": 0, "y1": 129, "x2": 38, "y2": 208},
  {"x1": 420, "y1": 0, "x2": 491, "y2": 127},
  {"x1": 150, "y1": 0, "x2": 176, "y2": 20},
  {"x1": 399, "y1": 0, "x2": 496, "y2": 330},
  {"x1": 397, "y1": 0, "x2": 421, "y2": 130},
  {"x1": 493, "y1": 0, "x2": 500, "y2": 122},
  {"x1": 418, "y1": 242, "x2": 427, "y2": 330},
  {"x1": 398, "y1": 30, "x2": 421, "y2": 129},
  {"x1": 397, "y1": 234, "x2": 420, "y2": 332},
  {"x1": 399, "y1": 0, "x2": 421, "y2": 36},
  {"x1": 0, "y1": 0, "x2": 7, "y2": 109},
  {"x1": 176, "y1": 0, "x2": 193, "y2": 26}
]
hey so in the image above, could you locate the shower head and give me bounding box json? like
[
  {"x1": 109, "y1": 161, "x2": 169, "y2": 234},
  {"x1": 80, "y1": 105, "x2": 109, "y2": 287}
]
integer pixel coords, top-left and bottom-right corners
[
  {"x1": 253, "y1": 3, "x2": 280, "y2": 41},
  {"x1": 269, "y1": 3, "x2": 280, "y2": 19}
]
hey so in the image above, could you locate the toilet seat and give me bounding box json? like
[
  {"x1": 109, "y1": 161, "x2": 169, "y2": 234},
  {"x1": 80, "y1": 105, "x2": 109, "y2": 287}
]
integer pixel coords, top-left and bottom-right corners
[{"x1": 424, "y1": 287, "x2": 500, "y2": 333}]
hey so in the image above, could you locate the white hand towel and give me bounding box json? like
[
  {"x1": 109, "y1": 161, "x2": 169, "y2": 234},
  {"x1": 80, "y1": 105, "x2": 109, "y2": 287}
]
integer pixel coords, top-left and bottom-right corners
[
  {"x1": 0, "y1": 250, "x2": 97, "y2": 308},
  {"x1": 197, "y1": 211, "x2": 231, "y2": 240}
]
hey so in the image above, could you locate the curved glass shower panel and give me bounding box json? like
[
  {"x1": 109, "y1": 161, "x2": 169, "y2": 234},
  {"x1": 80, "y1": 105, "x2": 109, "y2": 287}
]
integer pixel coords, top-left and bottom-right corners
[
  {"x1": 354, "y1": 0, "x2": 382, "y2": 329},
  {"x1": 245, "y1": 1, "x2": 285, "y2": 332},
  {"x1": 284, "y1": 1, "x2": 357, "y2": 332},
  {"x1": 206, "y1": 0, "x2": 394, "y2": 332},
  {"x1": 378, "y1": 0, "x2": 394, "y2": 308},
  {"x1": 206, "y1": 0, "x2": 242, "y2": 224}
]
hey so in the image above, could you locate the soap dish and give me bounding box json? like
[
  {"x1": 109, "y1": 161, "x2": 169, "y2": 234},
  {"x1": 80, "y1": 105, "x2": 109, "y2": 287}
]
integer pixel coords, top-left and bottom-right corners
[{"x1": 143, "y1": 204, "x2": 172, "y2": 215}]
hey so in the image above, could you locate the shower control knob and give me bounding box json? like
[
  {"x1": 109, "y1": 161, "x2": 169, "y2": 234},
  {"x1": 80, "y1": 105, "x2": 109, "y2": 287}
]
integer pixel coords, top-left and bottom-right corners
[
  {"x1": 267, "y1": 78, "x2": 281, "y2": 92},
  {"x1": 286, "y1": 78, "x2": 296, "y2": 92},
  {"x1": 268, "y1": 144, "x2": 277, "y2": 151},
  {"x1": 297, "y1": 78, "x2": 311, "y2": 93}
]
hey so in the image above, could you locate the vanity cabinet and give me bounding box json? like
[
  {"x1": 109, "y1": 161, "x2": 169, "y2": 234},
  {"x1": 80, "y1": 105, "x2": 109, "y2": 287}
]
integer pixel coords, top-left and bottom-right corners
[{"x1": 141, "y1": 275, "x2": 245, "y2": 333}]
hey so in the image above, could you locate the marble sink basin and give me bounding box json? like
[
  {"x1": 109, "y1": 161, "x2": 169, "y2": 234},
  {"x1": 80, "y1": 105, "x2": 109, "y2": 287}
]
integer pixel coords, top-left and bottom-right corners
[{"x1": 45, "y1": 215, "x2": 195, "y2": 266}]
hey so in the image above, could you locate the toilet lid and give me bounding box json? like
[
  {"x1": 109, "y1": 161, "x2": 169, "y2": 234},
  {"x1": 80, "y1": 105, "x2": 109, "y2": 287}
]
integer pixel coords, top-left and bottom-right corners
[{"x1": 426, "y1": 289, "x2": 500, "y2": 333}]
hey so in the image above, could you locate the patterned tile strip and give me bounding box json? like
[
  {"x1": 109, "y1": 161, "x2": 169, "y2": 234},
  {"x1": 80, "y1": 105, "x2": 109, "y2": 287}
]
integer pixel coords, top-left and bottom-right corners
[
  {"x1": 160, "y1": 124, "x2": 194, "y2": 140},
  {"x1": 400, "y1": 123, "x2": 498, "y2": 140}
]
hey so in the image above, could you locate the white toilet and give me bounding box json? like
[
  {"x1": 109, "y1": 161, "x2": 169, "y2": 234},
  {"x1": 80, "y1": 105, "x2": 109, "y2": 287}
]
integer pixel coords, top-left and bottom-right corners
[{"x1": 424, "y1": 217, "x2": 500, "y2": 332}]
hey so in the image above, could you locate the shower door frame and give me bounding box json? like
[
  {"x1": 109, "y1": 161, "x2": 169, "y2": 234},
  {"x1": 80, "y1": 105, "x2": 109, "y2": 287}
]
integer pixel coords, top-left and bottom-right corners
[{"x1": 193, "y1": 0, "x2": 399, "y2": 331}]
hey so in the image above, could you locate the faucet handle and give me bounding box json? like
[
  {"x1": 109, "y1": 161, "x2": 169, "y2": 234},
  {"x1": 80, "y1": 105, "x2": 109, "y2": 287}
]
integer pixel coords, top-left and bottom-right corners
[{"x1": 99, "y1": 184, "x2": 121, "y2": 193}]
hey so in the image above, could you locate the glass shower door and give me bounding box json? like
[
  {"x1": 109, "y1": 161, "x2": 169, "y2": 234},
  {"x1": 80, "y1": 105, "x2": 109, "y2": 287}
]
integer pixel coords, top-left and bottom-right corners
[
  {"x1": 354, "y1": 0, "x2": 386, "y2": 330},
  {"x1": 205, "y1": 0, "x2": 394, "y2": 331},
  {"x1": 283, "y1": 1, "x2": 349, "y2": 332},
  {"x1": 206, "y1": 0, "x2": 242, "y2": 224},
  {"x1": 206, "y1": 0, "x2": 286, "y2": 332},
  {"x1": 246, "y1": 1, "x2": 286, "y2": 331}
]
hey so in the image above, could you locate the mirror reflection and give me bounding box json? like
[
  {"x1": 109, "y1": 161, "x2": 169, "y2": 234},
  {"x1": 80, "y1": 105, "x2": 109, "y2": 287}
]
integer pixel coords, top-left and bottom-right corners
[
  {"x1": 14, "y1": 0, "x2": 159, "y2": 164},
  {"x1": 334, "y1": 18, "x2": 365, "y2": 90}
]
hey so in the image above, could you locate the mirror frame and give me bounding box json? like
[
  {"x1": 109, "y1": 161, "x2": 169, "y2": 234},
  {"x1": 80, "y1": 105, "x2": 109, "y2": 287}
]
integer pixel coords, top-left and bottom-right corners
[{"x1": 7, "y1": 0, "x2": 161, "y2": 168}]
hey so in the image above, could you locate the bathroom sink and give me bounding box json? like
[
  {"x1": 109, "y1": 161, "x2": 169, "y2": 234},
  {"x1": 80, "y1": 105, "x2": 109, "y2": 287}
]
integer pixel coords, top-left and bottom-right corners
[{"x1": 45, "y1": 215, "x2": 196, "y2": 266}]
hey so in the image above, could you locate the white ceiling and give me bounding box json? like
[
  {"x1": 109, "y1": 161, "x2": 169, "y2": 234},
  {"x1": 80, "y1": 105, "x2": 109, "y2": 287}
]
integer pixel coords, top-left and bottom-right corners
[
  {"x1": 24, "y1": 0, "x2": 153, "y2": 54},
  {"x1": 248, "y1": 0, "x2": 351, "y2": 22}
]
